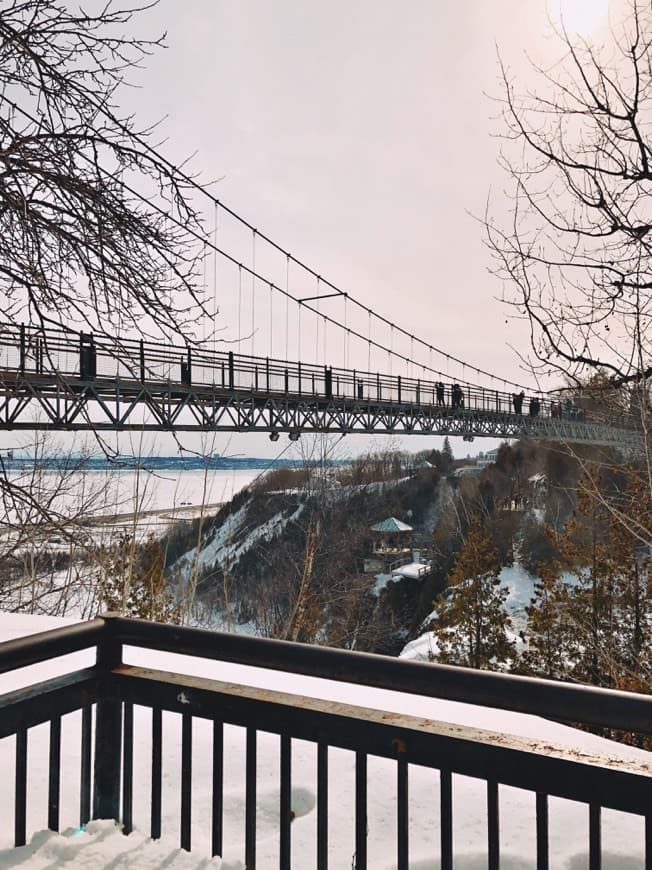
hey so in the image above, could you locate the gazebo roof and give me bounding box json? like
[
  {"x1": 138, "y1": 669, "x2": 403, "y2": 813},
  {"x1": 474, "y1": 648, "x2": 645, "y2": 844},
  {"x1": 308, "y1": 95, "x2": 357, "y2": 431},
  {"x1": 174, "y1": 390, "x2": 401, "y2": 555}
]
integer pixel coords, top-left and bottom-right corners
[{"x1": 370, "y1": 517, "x2": 413, "y2": 533}]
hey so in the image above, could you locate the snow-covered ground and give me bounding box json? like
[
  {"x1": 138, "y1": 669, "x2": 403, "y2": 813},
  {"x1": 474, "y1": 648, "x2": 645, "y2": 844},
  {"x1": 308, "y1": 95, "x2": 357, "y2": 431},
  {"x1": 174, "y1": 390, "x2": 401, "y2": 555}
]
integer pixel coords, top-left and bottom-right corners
[{"x1": 0, "y1": 613, "x2": 648, "y2": 868}]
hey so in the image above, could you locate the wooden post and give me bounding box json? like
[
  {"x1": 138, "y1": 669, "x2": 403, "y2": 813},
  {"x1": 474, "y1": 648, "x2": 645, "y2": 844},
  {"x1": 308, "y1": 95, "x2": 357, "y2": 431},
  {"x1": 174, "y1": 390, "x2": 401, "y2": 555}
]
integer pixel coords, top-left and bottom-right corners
[{"x1": 92, "y1": 614, "x2": 123, "y2": 822}]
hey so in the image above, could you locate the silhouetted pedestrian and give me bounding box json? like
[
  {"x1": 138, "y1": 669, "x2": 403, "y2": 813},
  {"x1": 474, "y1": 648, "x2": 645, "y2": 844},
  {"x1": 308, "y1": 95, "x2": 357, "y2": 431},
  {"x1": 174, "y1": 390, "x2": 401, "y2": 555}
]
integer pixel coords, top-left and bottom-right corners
[
  {"x1": 512, "y1": 391, "x2": 524, "y2": 414},
  {"x1": 436, "y1": 381, "x2": 445, "y2": 406}
]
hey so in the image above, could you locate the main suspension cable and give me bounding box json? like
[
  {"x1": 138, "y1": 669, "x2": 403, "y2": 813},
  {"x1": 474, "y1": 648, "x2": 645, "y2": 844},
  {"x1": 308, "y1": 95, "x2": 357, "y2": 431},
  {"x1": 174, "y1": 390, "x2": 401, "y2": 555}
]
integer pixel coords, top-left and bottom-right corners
[
  {"x1": 0, "y1": 36, "x2": 535, "y2": 392},
  {"x1": 0, "y1": 92, "x2": 535, "y2": 393}
]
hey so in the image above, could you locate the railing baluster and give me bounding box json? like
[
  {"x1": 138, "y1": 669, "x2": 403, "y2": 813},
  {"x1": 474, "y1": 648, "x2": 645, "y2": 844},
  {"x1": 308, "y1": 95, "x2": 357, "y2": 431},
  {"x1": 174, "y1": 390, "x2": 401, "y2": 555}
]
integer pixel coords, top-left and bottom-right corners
[
  {"x1": 487, "y1": 779, "x2": 499, "y2": 870},
  {"x1": 212, "y1": 720, "x2": 224, "y2": 857},
  {"x1": 440, "y1": 769, "x2": 453, "y2": 870},
  {"x1": 122, "y1": 702, "x2": 134, "y2": 835},
  {"x1": 397, "y1": 758, "x2": 408, "y2": 870},
  {"x1": 48, "y1": 715, "x2": 61, "y2": 832},
  {"x1": 80, "y1": 705, "x2": 92, "y2": 826},
  {"x1": 355, "y1": 751, "x2": 367, "y2": 870},
  {"x1": 536, "y1": 792, "x2": 549, "y2": 870},
  {"x1": 181, "y1": 713, "x2": 192, "y2": 851},
  {"x1": 151, "y1": 707, "x2": 162, "y2": 840},
  {"x1": 15, "y1": 727, "x2": 27, "y2": 847},
  {"x1": 280, "y1": 734, "x2": 291, "y2": 869},
  {"x1": 317, "y1": 740, "x2": 328, "y2": 870},
  {"x1": 245, "y1": 727, "x2": 257, "y2": 869},
  {"x1": 589, "y1": 803, "x2": 601, "y2": 870}
]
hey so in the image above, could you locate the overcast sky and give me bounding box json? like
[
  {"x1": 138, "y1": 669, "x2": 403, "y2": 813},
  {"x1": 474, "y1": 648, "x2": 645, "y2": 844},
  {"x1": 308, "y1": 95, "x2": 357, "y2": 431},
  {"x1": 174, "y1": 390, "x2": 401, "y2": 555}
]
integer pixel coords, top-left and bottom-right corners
[{"x1": 12, "y1": 0, "x2": 616, "y2": 461}]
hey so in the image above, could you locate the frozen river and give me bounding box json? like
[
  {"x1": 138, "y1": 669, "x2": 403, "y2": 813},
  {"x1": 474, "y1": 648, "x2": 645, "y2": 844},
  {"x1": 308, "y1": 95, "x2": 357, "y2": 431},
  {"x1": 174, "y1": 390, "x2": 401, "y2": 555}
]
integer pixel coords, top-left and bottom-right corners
[
  {"x1": 94, "y1": 466, "x2": 262, "y2": 515},
  {"x1": 3, "y1": 465, "x2": 264, "y2": 538}
]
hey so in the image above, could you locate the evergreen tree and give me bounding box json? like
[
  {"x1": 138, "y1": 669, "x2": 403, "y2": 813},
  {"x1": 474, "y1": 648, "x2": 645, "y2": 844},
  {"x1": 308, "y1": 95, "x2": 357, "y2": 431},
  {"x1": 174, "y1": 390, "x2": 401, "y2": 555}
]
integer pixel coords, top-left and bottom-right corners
[
  {"x1": 558, "y1": 484, "x2": 620, "y2": 685},
  {"x1": 602, "y1": 470, "x2": 652, "y2": 691},
  {"x1": 99, "y1": 533, "x2": 177, "y2": 622},
  {"x1": 441, "y1": 437, "x2": 454, "y2": 473},
  {"x1": 541, "y1": 468, "x2": 652, "y2": 690},
  {"x1": 520, "y1": 559, "x2": 574, "y2": 679},
  {"x1": 433, "y1": 520, "x2": 514, "y2": 669}
]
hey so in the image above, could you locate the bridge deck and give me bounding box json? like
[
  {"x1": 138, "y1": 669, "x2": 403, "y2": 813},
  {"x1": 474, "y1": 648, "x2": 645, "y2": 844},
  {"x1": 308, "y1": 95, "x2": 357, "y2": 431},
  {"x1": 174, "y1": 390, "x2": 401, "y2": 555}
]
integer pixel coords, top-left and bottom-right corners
[
  {"x1": 0, "y1": 370, "x2": 641, "y2": 448},
  {"x1": 0, "y1": 323, "x2": 642, "y2": 447}
]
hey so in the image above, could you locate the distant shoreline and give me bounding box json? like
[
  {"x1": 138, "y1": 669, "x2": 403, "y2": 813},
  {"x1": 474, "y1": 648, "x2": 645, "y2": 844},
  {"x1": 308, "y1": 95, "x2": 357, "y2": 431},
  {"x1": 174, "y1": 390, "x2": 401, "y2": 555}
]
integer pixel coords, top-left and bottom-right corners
[{"x1": 1, "y1": 455, "x2": 335, "y2": 473}]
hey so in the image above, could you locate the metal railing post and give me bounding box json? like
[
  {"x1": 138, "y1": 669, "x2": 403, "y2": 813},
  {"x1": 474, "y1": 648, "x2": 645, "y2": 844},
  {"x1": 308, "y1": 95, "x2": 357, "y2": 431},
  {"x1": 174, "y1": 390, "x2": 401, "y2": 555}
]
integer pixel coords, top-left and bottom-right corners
[
  {"x1": 92, "y1": 614, "x2": 123, "y2": 822},
  {"x1": 139, "y1": 340, "x2": 145, "y2": 382},
  {"x1": 19, "y1": 323, "x2": 25, "y2": 376}
]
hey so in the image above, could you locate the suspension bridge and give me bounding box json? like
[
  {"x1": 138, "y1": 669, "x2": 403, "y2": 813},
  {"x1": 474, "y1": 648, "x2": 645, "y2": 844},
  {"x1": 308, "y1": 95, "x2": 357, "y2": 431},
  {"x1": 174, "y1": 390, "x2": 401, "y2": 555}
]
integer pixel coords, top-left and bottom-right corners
[
  {"x1": 0, "y1": 85, "x2": 645, "y2": 452},
  {"x1": 0, "y1": 323, "x2": 642, "y2": 449}
]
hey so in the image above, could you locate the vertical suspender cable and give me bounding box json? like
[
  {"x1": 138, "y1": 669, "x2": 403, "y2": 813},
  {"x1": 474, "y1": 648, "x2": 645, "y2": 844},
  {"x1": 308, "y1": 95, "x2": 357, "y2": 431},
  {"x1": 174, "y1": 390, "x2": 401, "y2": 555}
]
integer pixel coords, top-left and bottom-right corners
[
  {"x1": 298, "y1": 302, "x2": 302, "y2": 362},
  {"x1": 238, "y1": 265, "x2": 243, "y2": 353},
  {"x1": 367, "y1": 311, "x2": 371, "y2": 372},
  {"x1": 165, "y1": 208, "x2": 172, "y2": 379},
  {"x1": 285, "y1": 256, "x2": 290, "y2": 362},
  {"x1": 343, "y1": 295, "x2": 348, "y2": 369},
  {"x1": 202, "y1": 240, "x2": 207, "y2": 343},
  {"x1": 201, "y1": 240, "x2": 206, "y2": 340},
  {"x1": 269, "y1": 282, "x2": 273, "y2": 359},
  {"x1": 315, "y1": 278, "x2": 320, "y2": 364},
  {"x1": 251, "y1": 231, "x2": 256, "y2": 357},
  {"x1": 213, "y1": 202, "x2": 218, "y2": 357}
]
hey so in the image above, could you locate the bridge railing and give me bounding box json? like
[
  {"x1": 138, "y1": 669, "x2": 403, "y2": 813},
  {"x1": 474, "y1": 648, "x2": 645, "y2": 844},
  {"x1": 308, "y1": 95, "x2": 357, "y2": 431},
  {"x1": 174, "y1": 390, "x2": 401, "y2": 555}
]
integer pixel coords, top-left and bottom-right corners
[
  {"x1": 0, "y1": 322, "x2": 640, "y2": 431},
  {"x1": 0, "y1": 614, "x2": 650, "y2": 869}
]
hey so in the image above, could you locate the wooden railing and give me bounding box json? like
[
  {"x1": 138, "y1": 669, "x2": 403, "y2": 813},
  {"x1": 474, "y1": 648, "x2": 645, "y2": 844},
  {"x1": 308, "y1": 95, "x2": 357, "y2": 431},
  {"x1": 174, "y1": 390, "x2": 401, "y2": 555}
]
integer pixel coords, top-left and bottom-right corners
[{"x1": 0, "y1": 614, "x2": 650, "y2": 868}]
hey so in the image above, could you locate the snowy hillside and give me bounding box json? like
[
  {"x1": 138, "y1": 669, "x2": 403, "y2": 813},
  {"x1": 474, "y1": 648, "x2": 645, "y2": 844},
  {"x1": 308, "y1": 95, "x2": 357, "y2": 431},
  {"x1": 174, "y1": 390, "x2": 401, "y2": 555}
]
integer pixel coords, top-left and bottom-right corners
[{"x1": 0, "y1": 613, "x2": 648, "y2": 868}]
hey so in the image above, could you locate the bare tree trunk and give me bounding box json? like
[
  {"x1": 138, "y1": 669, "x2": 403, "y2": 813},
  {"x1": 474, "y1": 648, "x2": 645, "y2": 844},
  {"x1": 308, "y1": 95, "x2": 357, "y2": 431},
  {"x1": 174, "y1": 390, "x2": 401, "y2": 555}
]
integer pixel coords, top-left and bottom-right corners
[{"x1": 284, "y1": 516, "x2": 319, "y2": 643}]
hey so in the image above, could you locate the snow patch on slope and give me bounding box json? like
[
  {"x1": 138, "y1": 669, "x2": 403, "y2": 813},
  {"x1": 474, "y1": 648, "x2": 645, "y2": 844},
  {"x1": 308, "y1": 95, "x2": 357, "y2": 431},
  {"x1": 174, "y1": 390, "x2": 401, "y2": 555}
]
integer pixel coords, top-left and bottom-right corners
[{"x1": 177, "y1": 501, "x2": 305, "y2": 576}]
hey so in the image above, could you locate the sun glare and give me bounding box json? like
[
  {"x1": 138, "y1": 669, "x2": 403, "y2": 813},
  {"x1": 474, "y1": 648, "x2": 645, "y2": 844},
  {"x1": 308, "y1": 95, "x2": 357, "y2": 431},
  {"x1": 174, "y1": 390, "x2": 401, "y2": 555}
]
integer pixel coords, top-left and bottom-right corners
[{"x1": 548, "y1": 0, "x2": 610, "y2": 35}]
